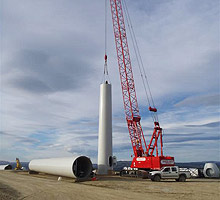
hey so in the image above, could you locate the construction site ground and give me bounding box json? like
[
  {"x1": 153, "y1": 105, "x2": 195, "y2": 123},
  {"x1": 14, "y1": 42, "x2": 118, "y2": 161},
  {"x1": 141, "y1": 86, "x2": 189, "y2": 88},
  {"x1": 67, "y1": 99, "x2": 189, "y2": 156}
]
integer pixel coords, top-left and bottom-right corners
[{"x1": 0, "y1": 170, "x2": 219, "y2": 200}]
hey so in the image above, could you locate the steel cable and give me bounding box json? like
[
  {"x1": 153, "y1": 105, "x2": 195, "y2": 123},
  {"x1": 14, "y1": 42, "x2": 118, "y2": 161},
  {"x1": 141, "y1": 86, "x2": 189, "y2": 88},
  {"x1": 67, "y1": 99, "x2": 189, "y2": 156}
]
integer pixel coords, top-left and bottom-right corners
[{"x1": 122, "y1": 0, "x2": 159, "y2": 123}]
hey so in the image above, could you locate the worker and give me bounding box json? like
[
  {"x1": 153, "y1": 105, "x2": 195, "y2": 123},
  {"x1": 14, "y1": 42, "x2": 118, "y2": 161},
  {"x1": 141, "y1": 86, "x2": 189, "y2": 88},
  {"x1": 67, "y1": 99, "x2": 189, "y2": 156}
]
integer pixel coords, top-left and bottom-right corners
[{"x1": 15, "y1": 158, "x2": 22, "y2": 170}]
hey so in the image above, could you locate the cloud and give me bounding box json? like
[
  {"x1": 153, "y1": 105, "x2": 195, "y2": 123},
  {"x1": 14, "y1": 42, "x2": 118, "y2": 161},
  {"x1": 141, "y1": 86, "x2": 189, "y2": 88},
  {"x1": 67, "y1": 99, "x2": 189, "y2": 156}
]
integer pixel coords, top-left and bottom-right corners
[
  {"x1": 165, "y1": 135, "x2": 219, "y2": 144},
  {"x1": 126, "y1": 0, "x2": 219, "y2": 101},
  {"x1": 3, "y1": 48, "x2": 94, "y2": 94},
  {"x1": 175, "y1": 94, "x2": 220, "y2": 107},
  {"x1": 185, "y1": 121, "x2": 220, "y2": 128},
  {"x1": 0, "y1": 131, "x2": 40, "y2": 144},
  {"x1": 0, "y1": 0, "x2": 219, "y2": 162}
]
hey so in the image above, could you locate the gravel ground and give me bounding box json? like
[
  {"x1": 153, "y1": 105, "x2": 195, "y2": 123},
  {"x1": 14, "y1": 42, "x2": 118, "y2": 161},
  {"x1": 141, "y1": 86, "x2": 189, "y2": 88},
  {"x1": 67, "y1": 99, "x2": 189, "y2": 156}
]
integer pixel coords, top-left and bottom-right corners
[{"x1": 0, "y1": 171, "x2": 219, "y2": 200}]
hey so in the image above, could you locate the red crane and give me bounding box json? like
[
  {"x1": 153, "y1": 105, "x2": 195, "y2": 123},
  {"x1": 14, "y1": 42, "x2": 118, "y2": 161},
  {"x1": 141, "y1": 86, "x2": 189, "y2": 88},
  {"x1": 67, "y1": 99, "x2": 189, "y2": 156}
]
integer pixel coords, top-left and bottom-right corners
[{"x1": 109, "y1": 0, "x2": 174, "y2": 170}]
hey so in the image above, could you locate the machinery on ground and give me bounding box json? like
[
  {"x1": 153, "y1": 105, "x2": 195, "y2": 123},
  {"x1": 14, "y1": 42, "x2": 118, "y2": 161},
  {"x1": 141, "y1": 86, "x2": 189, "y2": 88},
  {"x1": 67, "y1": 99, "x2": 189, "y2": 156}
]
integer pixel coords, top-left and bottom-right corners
[
  {"x1": 108, "y1": 0, "x2": 174, "y2": 170},
  {"x1": 149, "y1": 166, "x2": 191, "y2": 182}
]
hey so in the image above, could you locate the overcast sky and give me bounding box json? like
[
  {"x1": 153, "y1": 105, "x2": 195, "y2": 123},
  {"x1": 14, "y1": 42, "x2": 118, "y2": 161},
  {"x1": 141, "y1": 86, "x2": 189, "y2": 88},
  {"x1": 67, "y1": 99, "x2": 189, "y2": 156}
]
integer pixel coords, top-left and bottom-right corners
[{"x1": 1, "y1": 0, "x2": 219, "y2": 163}]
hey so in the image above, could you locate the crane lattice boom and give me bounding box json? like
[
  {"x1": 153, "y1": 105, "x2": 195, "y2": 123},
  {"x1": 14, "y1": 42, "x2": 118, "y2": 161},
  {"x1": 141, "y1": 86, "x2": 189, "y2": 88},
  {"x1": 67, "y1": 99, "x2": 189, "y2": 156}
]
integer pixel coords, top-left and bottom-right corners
[
  {"x1": 109, "y1": 0, "x2": 174, "y2": 169},
  {"x1": 110, "y1": 0, "x2": 147, "y2": 157}
]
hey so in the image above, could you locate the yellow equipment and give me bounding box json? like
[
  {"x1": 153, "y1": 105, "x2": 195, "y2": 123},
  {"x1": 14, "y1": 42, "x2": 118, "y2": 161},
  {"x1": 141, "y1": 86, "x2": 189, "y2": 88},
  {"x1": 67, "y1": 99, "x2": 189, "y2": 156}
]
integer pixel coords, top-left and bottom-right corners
[{"x1": 15, "y1": 158, "x2": 22, "y2": 170}]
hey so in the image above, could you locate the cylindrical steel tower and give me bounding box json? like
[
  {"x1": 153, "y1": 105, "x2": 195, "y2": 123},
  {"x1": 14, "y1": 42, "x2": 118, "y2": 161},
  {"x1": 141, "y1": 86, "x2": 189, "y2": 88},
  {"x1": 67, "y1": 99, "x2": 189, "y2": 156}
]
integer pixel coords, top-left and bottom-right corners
[
  {"x1": 98, "y1": 81, "x2": 113, "y2": 174},
  {"x1": 29, "y1": 156, "x2": 93, "y2": 178}
]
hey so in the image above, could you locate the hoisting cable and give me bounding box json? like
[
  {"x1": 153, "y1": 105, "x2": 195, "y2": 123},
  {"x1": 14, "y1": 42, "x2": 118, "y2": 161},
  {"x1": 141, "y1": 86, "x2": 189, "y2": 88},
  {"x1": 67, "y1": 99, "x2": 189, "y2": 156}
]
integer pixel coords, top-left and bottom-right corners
[
  {"x1": 122, "y1": 4, "x2": 155, "y2": 123},
  {"x1": 122, "y1": 0, "x2": 156, "y2": 122},
  {"x1": 123, "y1": 0, "x2": 156, "y2": 108},
  {"x1": 102, "y1": 0, "x2": 110, "y2": 83},
  {"x1": 122, "y1": 0, "x2": 159, "y2": 123}
]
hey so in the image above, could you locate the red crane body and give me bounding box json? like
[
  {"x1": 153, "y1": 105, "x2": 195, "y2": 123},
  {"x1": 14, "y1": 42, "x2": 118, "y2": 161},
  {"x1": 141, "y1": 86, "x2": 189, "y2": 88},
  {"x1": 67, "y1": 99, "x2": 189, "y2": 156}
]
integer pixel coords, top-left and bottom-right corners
[{"x1": 109, "y1": 0, "x2": 174, "y2": 170}]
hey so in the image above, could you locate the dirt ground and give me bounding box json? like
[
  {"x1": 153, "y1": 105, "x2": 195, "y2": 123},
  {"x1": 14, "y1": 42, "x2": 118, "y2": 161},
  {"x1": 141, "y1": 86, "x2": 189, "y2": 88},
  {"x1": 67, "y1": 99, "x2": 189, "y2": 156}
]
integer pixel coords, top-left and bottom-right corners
[{"x1": 0, "y1": 171, "x2": 219, "y2": 200}]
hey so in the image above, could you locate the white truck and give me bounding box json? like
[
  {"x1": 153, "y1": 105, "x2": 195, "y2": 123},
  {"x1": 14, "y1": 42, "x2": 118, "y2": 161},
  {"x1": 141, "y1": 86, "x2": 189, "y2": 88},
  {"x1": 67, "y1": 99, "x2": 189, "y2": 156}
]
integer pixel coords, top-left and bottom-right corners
[{"x1": 149, "y1": 166, "x2": 191, "y2": 182}]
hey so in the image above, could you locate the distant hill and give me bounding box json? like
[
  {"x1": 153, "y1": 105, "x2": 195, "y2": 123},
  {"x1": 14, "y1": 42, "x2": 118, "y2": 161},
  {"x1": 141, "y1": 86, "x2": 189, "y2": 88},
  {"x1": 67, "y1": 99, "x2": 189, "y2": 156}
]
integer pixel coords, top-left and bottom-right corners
[
  {"x1": 94, "y1": 161, "x2": 220, "y2": 171},
  {"x1": 113, "y1": 161, "x2": 220, "y2": 171},
  {"x1": 0, "y1": 161, "x2": 29, "y2": 170},
  {"x1": 175, "y1": 161, "x2": 220, "y2": 169},
  {"x1": 0, "y1": 161, "x2": 9, "y2": 165},
  {"x1": 1, "y1": 160, "x2": 220, "y2": 171}
]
